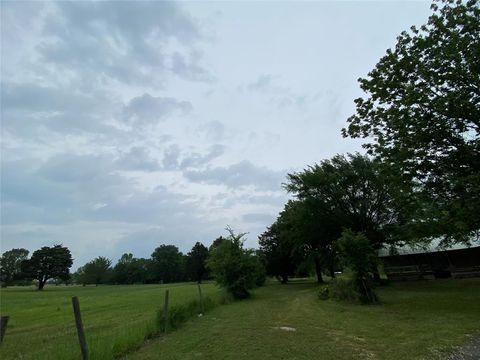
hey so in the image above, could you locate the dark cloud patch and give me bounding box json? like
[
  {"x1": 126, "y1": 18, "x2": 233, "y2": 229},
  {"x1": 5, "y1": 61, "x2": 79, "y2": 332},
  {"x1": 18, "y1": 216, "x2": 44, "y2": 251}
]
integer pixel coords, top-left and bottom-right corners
[
  {"x1": 246, "y1": 74, "x2": 275, "y2": 92},
  {"x1": 170, "y1": 51, "x2": 214, "y2": 83},
  {"x1": 162, "y1": 144, "x2": 181, "y2": 170},
  {"x1": 38, "y1": 1, "x2": 209, "y2": 86},
  {"x1": 1, "y1": 82, "x2": 121, "y2": 136},
  {"x1": 180, "y1": 144, "x2": 225, "y2": 169},
  {"x1": 184, "y1": 160, "x2": 285, "y2": 190},
  {"x1": 244, "y1": 74, "x2": 310, "y2": 109},
  {"x1": 115, "y1": 147, "x2": 160, "y2": 172},
  {"x1": 123, "y1": 93, "x2": 192, "y2": 125}
]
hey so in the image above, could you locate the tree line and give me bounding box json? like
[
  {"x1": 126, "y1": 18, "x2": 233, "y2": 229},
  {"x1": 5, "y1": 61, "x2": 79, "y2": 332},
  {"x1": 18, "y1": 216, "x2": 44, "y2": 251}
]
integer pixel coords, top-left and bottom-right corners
[
  {"x1": 1, "y1": 241, "x2": 214, "y2": 289},
  {"x1": 1, "y1": 231, "x2": 266, "y2": 299}
]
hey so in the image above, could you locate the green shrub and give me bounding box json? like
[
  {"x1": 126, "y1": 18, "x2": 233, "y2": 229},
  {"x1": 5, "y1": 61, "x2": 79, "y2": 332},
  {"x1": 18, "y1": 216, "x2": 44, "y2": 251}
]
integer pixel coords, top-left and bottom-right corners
[
  {"x1": 337, "y1": 230, "x2": 379, "y2": 304},
  {"x1": 318, "y1": 286, "x2": 329, "y2": 300},
  {"x1": 328, "y1": 278, "x2": 363, "y2": 303},
  {"x1": 207, "y1": 228, "x2": 266, "y2": 299}
]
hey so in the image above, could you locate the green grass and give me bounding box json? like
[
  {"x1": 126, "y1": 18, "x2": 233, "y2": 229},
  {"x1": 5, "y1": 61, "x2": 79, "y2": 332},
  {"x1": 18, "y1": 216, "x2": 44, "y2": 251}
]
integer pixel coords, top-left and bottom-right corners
[
  {"x1": 127, "y1": 278, "x2": 480, "y2": 360},
  {"x1": 0, "y1": 282, "x2": 220, "y2": 360}
]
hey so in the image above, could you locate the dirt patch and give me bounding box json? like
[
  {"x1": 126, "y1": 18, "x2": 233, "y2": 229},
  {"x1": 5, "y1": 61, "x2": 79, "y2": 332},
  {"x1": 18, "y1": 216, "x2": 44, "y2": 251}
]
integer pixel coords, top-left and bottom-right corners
[{"x1": 446, "y1": 336, "x2": 480, "y2": 360}]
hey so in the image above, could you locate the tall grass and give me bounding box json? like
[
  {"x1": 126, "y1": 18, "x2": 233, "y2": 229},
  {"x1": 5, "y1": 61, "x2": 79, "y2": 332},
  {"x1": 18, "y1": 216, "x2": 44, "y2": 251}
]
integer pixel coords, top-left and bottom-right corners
[{"x1": 0, "y1": 283, "x2": 221, "y2": 360}]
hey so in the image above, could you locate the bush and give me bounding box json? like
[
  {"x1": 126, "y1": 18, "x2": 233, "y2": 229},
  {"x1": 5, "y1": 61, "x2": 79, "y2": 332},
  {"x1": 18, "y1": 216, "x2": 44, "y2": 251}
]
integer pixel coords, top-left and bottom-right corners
[
  {"x1": 207, "y1": 228, "x2": 266, "y2": 299},
  {"x1": 337, "y1": 230, "x2": 379, "y2": 304},
  {"x1": 328, "y1": 279, "x2": 363, "y2": 303}
]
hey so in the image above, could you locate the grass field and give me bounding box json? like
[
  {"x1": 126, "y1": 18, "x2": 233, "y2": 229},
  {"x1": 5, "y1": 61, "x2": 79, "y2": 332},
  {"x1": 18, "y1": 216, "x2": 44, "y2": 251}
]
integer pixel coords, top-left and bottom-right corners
[
  {"x1": 1, "y1": 279, "x2": 479, "y2": 360},
  {"x1": 0, "y1": 282, "x2": 220, "y2": 360},
  {"x1": 127, "y1": 278, "x2": 480, "y2": 360}
]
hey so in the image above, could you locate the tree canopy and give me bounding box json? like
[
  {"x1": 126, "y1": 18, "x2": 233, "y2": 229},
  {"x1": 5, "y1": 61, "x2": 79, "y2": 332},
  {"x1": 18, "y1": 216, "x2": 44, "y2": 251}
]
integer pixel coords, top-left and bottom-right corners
[
  {"x1": 0, "y1": 248, "x2": 29, "y2": 287},
  {"x1": 343, "y1": 0, "x2": 480, "y2": 243},
  {"x1": 21, "y1": 245, "x2": 73, "y2": 290},
  {"x1": 186, "y1": 242, "x2": 209, "y2": 283}
]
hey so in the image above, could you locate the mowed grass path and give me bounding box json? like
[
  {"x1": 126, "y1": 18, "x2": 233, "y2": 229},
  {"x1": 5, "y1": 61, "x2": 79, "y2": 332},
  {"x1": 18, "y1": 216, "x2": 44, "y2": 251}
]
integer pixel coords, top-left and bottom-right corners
[
  {"x1": 128, "y1": 279, "x2": 480, "y2": 360},
  {"x1": 0, "y1": 282, "x2": 219, "y2": 360}
]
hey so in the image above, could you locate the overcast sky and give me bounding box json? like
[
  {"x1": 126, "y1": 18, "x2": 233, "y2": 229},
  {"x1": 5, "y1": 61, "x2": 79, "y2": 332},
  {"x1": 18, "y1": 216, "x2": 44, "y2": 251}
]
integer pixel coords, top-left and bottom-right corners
[{"x1": 1, "y1": 0, "x2": 433, "y2": 268}]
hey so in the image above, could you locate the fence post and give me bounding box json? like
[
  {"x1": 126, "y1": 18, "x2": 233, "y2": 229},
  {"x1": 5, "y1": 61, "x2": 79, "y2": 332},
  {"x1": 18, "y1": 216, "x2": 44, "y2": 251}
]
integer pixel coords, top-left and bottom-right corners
[
  {"x1": 163, "y1": 289, "x2": 169, "y2": 333},
  {"x1": 197, "y1": 283, "x2": 204, "y2": 314},
  {"x1": 71, "y1": 296, "x2": 89, "y2": 360},
  {"x1": 0, "y1": 316, "x2": 9, "y2": 344}
]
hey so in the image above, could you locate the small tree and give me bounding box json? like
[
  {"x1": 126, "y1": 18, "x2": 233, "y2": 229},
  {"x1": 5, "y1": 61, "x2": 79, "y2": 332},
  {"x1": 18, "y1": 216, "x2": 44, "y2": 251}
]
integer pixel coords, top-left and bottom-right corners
[
  {"x1": 0, "y1": 248, "x2": 29, "y2": 287},
  {"x1": 337, "y1": 230, "x2": 378, "y2": 304},
  {"x1": 208, "y1": 227, "x2": 265, "y2": 299},
  {"x1": 21, "y1": 245, "x2": 73, "y2": 290}
]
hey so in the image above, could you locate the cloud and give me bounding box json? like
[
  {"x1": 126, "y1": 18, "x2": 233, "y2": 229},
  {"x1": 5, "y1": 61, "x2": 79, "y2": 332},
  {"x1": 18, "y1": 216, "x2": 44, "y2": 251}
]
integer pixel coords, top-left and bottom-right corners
[
  {"x1": 244, "y1": 74, "x2": 310, "y2": 109},
  {"x1": 184, "y1": 160, "x2": 286, "y2": 190},
  {"x1": 180, "y1": 144, "x2": 226, "y2": 169},
  {"x1": 170, "y1": 51, "x2": 214, "y2": 82},
  {"x1": 242, "y1": 213, "x2": 277, "y2": 224},
  {"x1": 37, "y1": 1, "x2": 207, "y2": 87},
  {"x1": 196, "y1": 121, "x2": 225, "y2": 142},
  {"x1": 123, "y1": 93, "x2": 192, "y2": 125},
  {"x1": 115, "y1": 147, "x2": 161, "y2": 172},
  {"x1": 246, "y1": 74, "x2": 275, "y2": 92}
]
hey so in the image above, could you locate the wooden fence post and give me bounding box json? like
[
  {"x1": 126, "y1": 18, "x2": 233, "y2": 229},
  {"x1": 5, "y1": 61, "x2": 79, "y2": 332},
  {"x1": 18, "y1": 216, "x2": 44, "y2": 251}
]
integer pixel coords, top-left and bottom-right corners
[
  {"x1": 0, "y1": 316, "x2": 9, "y2": 344},
  {"x1": 163, "y1": 289, "x2": 169, "y2": 333},
  {"x1": 72, "y1": 296, "x2": 89, "y2": 360},
  {"x1": 197, "y1": 283, "x2": 204, "y2": 314}
]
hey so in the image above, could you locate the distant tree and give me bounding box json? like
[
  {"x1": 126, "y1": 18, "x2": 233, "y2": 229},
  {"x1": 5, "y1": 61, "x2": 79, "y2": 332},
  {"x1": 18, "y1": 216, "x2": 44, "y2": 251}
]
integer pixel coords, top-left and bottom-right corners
[
  {"x1": 258, "y1": 222, "x2": 297, "y2": 284},
  {"x1": 209, "y1": 236, "x2": 227, "y2": 252},
  {"x1": 186, "y1": 242, "x2": 209, "y2": 283},
  {"x1": 112, "y1": 253, "x2": 150, "y2": 284},
  {"x1": 21, "y1": 245, "x2": 73, "y2": 290},
  {"x1": 0, "y1": 248, "x2": 29, "y2": 287},
  {"x1": 208, "y1": 227, "x2": 265, "y2": 299},
  {"x1": 343, "y1": 0, "x2": 480, "y2": 244},
  {"x1": 150, "y1": 245, "x2": 184, "y2": 283},
  {"x1": 81, "y1": 257, "x2": 112, "y2": 285}
]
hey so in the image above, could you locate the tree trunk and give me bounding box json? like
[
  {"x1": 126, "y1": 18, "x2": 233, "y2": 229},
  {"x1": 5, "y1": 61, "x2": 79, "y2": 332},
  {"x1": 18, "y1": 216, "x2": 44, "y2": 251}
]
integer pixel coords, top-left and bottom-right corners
[
  {"x1": 38, "y1": 278, "x2": 46, "y2": 290},
  {"x1": 281, "y1": 274, "x2": 288, "y2": 284},
  {"x1": 372, "y1": 264, "x2": 381, "y2": 283},
  {"x1": 329, "y1": 265, "x2": 336, "y2": 278},
  {"x1": 314, "y1": 258, "x2": 324, "y2": 283}
]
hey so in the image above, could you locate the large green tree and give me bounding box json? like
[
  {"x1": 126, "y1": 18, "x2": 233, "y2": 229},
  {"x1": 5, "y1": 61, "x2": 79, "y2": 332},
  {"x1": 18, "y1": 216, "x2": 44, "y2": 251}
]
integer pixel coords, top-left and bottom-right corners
[
  {"x1": 258, "y1": 221, "x2": 297, "y2": 284},
  {"x1": 285, "y1": 154, "x2": 402, "y2": 279},
  {"x1": 0, "y1": 248, "x2": 29, "y2": 287},
  {"x1": 343, "y1": 0, "x2": 480, "y2": 243},
  {"x1": 21, "y1": 245, "x2": 73, "y2": 290}
]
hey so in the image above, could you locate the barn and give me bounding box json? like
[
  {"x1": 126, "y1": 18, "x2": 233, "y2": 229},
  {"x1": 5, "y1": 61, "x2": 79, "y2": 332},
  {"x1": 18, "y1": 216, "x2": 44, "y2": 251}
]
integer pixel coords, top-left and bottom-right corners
[{"x1": 378, "y1": 242, "x2": 480, "y2": 281}]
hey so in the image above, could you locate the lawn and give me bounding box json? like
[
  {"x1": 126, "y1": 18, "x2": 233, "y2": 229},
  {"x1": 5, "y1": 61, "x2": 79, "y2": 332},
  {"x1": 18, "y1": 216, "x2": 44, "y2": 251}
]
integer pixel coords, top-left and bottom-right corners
[
  {"x1": 127, "y1": 278, "x2": 480, "y2": 360},
  {"x1": 0, "y1": 282, "x2": 219, "y2": 360},
  {"x1": 1, "y1": 279, "x2": 478, "y2": 360}
]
